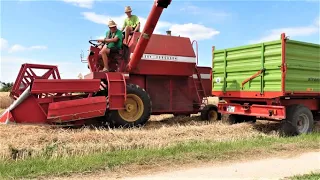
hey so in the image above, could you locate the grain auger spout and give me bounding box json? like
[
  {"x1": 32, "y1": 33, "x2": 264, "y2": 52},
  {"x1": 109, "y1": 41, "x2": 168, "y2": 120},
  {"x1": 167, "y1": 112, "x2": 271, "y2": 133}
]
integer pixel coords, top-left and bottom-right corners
[{"x1": 126, "y1": 0, "x2": 172, "y2": 72}]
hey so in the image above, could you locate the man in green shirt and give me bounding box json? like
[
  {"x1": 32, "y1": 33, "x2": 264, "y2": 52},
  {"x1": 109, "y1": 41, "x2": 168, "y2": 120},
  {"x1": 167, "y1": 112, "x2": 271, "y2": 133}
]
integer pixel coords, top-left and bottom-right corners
[
  {"x1": 97, "y1": 20, "x2": 123, "y2": 72},
  {"x1": 121, "y1": 6, "x2": 140, "y2": 44}
]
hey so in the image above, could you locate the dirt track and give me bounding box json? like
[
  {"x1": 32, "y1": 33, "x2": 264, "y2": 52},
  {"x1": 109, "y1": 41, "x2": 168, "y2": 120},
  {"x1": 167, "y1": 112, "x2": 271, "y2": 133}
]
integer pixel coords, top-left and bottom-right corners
[
  {"x1": 121, "y1": 151, "x2": 320, "y2": 180},
  {"x1": 49, "y1": 151, "x2": 320, "y2": 180}
]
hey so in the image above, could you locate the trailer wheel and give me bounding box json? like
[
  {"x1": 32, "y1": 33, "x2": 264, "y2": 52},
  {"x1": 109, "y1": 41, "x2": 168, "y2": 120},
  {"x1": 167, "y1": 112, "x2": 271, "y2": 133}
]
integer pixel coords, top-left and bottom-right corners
[
  {"x1": 108, "y1": 84, "x2": 152, "y2": 128},
  {"x1": 200, "y1": 104, "x2": 221, "y2": 121},
  {"x1": 280, "y1": 104, "x2": 314, "y2": 136}
]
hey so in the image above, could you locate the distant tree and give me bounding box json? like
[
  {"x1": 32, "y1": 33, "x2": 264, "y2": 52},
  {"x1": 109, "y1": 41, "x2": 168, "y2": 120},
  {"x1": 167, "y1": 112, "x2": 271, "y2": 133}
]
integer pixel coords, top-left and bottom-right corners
[{"x1": 0, "y1": 82, "x2": 14, "y2": 92}]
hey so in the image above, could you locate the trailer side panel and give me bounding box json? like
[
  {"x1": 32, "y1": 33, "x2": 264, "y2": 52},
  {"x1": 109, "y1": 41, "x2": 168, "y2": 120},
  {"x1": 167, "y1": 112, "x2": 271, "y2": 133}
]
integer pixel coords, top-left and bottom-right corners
[
  {"x1": 285, "y1": 40, "x2": 320, "y2": 95},
  {"x1": 212, "y1": 40, "x2": 283, "y2": 98}
]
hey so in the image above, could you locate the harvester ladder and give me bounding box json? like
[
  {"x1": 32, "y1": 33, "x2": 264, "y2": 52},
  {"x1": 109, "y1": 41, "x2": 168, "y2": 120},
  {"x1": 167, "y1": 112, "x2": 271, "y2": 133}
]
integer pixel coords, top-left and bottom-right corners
[{"x1": 193, "y1": 67, "x2": 207, "y2": 105}]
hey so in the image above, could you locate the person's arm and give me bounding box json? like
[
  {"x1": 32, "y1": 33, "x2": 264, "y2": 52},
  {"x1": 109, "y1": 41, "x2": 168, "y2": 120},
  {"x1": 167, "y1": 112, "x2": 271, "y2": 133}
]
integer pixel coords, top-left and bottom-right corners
[
  {"x1": 134, "y1": 22, "x2": 140, "y2": 32},
  {"x1": 104, "y1": 36, "x2": 119, "y2": 43},
  {"x1": 121, "y1": 19, "x2": 127, "y2": 31},
  {"x1": 97, "y1": 31, "x2": 110, "y2": 43},
  {"x1": 134, "y1": 16, "x2": 140, "y2": 32},
  {"x1": 103, "y1": 30, "x2": 121, "y2": 43}
]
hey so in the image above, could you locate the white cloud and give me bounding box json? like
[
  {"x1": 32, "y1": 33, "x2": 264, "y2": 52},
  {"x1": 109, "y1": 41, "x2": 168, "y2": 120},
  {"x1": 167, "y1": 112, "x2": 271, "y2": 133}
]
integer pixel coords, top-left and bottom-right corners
[
  {"x1": 170, "y1": 23, "x2": 220, "y2": 41},
  {"x1": 0, "y1": 38, "x2": 47, "y2": 53},
  {"x1": 82, "y1": 12, "x2": 219, "y2": 41},
  {"x1": 8, "y1": 44, "x2": 47, "y2": 53},
  {"x1": 62, "y1": 0, "x2": 96, "y2": 9},
  {"x1": 250, "y1": 16, "x2": 320, "y2": 44},
  {"x1": 0, "y1": 38, "x2": 8, "y2": 50},
  {"x1": 0, "y1": 56, "x2": 90, "y2": 82}
]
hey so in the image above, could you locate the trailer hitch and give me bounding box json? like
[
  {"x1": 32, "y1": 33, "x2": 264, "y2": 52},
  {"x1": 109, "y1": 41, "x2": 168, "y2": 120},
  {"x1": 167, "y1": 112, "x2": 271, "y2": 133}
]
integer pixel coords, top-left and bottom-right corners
[{"x1": 241, "y1": 103, "x2": 250, "y2": 111}]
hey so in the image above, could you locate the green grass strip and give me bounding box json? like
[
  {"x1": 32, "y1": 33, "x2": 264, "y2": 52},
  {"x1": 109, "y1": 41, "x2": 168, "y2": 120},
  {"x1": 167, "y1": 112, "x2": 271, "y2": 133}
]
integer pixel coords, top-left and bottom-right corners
[
  {"x1": 285, "y1": 172, "x2": 320, "y2": 180},
  {"x1": 0, "y1": 133, "x2": 319, "y2": 179}
]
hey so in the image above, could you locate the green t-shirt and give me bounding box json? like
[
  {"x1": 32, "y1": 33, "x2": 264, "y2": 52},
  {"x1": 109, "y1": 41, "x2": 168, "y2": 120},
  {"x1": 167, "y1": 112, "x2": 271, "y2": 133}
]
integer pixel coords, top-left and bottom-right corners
[
  {"x1": 105, "y1": 29, "x2": 123, "y2": 49},
  {"x1": 123, "y1": 15, "x2": 140, "y2": 30}
]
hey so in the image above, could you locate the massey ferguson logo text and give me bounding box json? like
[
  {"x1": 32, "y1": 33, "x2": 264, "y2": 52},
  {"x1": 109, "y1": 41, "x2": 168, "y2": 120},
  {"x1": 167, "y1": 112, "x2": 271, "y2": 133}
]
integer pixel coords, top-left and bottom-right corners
[{"x1": 143, "y1": 54, "x2": 178, "y2": 60}]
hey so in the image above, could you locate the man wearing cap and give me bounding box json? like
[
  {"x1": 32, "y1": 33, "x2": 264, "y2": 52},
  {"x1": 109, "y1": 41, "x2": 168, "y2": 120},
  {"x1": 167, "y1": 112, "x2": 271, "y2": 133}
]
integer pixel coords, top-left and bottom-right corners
[
  {"x1": 121, "y1": 6, "x2": 140, "y2": 44},
  {"x1": 97, "y1": 20, "x2": 123, "y2": 72}
]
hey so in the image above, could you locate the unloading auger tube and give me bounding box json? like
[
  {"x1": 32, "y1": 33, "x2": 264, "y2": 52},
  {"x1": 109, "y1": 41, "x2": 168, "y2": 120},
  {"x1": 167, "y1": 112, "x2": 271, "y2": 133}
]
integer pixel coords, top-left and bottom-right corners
[{"x1": 126, "y1": 0, "x2": 172, "y2": 72}]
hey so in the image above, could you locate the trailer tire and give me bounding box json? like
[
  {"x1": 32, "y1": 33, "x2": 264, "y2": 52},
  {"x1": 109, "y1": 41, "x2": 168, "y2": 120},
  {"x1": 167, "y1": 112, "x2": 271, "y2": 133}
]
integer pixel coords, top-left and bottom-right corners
[
  {"x1": 200, "y1": 104, "x2": 221, "y2": 121},
  {"x1": 108, "y1": 84, "x2": 152, "y2": 128},
  {"x1": 280, "y1": 104, "x2": 314, "y2": 136}
]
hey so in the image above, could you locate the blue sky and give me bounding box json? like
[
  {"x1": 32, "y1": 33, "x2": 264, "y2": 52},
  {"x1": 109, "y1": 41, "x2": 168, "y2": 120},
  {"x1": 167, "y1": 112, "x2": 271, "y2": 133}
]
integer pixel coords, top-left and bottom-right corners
[{"x1": 1, "y1": 0, "x2": 319, "y2": 82}]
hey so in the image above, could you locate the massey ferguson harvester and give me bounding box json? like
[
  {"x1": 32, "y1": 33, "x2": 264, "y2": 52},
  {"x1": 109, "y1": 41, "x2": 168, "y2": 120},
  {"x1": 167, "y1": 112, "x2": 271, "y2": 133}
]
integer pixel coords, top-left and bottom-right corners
[{"x1": 0, "y1": 0, "x2": 219, "y2": 128}]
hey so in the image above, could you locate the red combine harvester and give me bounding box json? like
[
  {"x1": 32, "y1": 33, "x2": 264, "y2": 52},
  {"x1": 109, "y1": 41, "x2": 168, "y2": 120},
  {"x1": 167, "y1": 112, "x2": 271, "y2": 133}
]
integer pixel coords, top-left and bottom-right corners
[{"x1": 0, "y1": 0, "x2": 219, "y2": 128}]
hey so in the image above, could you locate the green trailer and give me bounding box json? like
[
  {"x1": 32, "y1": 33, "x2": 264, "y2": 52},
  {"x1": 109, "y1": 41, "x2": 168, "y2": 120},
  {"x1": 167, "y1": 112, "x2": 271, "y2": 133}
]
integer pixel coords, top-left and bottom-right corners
[{"x1": 212, "y1": 33, "x2": 320, "y2": 136}]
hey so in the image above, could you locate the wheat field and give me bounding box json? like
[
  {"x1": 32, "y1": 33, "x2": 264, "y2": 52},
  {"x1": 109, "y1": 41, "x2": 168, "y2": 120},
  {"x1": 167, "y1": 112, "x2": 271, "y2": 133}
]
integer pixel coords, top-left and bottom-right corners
[
  {"x1": 0, "y1": 92, "x2": 319, "y2": 161},
  {"x1": 0, "y1": 92, "x2": 13, "y2": 110},
  {"x1": 0, "y1": 115, "x2": 284, "y2": 161}
]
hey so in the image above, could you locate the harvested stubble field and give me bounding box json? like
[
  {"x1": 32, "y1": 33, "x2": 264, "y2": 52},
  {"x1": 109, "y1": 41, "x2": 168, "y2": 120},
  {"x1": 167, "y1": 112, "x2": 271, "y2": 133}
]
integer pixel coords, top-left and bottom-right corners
[
  {"x1": 0, "y1": 115, "x2": 283, "y2": 160},
  {"x1": 0, "y1": 92, "x2": 319, "y2": 161},
  {"x1": 0, "y1": 92, "x2": 319, "y2": 179}
]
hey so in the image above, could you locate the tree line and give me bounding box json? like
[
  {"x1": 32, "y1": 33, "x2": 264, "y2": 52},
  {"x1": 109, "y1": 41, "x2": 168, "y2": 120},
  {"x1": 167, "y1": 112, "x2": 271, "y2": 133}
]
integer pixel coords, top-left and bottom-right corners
[{"x1": 0, "y1": 82, "x2": 14, "y2": 92}]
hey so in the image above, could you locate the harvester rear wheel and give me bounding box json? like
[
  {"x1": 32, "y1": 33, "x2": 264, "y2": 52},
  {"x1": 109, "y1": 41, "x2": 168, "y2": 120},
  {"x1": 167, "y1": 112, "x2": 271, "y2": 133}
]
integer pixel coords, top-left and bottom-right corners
[{"x1": 108, "y1": 84, "x2": 152, "y2": 128}]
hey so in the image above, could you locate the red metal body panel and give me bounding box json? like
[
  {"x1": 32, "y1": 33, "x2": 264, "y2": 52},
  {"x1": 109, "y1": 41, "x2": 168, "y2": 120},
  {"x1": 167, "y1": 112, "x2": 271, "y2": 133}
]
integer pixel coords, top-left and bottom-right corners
[
  {"x1": 47, "y1": 96, "x2": 107, "y2": 122},
  {"x1": 218, "y1": 97, "x2": 319, "y2": 120},
  {"x1": 105, "y1": 73, "x2": 127, "y2": 110},
  {"x1": 126, "y1": 75, "x2": 146, "y2": 90},
  {"x1": 129, "y1": 33, "x2": 196, "y2": 57},
  {"x1": 280, "y1": 99, "x2": 319, "y2": 111},
  {"x1": 218, "y1": 103, "x2": 286, "y2": 120},
  {"x1": 132, "y1": 60, "x2": 196, "y2": 76},
  {"x1": 11, "y1": 96, "x2": 48, "y2": 124},
  {"x1": 212, "y1": 91, "x2": 284, "y2": 99},
  {"x1": 124, "y1": 65, "x2": 211, "y2": 114},
  {"x1": 31, "y1": 79, "x2": 101, "y2": 93},
  {"x1": 127, "y1": 31, "x2": 197, "y2": 76}
]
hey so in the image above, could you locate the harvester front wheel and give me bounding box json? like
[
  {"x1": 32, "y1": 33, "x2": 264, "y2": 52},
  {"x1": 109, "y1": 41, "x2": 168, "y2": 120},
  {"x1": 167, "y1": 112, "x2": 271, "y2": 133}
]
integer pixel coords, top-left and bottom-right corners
[{"x1": 108, "y1": 84, "x2": 152, "y2": 128}]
